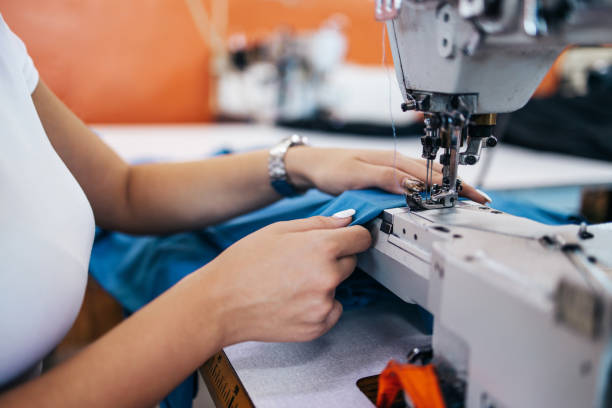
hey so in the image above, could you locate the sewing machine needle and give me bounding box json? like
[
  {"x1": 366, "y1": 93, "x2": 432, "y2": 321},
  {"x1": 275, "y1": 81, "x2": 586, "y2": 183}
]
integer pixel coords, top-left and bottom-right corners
[{"x1": 425, "y1": 159, "x2": 431, "y2": 201}]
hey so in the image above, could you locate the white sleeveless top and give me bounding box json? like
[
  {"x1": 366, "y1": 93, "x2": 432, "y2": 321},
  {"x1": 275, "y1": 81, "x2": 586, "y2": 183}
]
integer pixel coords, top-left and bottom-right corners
[{"x1": 0, "y1": 15, "x2": 95, "y2": 386}]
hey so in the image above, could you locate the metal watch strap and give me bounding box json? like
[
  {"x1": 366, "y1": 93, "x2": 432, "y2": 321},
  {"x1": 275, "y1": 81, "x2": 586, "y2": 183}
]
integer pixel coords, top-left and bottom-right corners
[{"x1": 268, "y1": 134, "x2": 309, "y2": 197}]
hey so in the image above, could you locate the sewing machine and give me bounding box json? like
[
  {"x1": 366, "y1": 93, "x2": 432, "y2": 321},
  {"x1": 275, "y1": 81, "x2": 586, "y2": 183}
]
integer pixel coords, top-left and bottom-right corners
[{"x1": 358, "y1": 0, "x2": 612, "y2": 406}]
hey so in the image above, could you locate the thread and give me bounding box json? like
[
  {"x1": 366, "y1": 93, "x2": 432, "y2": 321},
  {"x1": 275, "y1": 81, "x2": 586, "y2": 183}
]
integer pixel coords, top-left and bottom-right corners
[{"x1": 382, "y1": 23, "x2": 400, "y2": 192}]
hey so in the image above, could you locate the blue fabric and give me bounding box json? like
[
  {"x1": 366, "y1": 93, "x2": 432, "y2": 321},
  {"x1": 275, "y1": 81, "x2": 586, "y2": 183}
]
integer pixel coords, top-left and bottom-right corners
[
  {"x1": 159, "y1": 374, "x2": 197, "y2": 408},
  {"x1": 485, "y1": 190, "x2": 579, "y2": 225},
  {"x1": 318, "y1": 189, "x2": 408, "y2": 224},
  {"x1": 203, "y1": 189, "x2": 333, "y2": 249},
  {"x1": 89, "y1": 188, "x2": 579, "y2": 407}
]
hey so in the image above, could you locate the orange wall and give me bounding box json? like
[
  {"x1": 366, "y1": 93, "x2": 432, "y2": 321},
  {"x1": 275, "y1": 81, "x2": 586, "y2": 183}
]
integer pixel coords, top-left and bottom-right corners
[
  {"x1": 0, "y1": 0, "x2": 386, "y2": 123},
  {"x1": 1, "y1": 1, "x2": 558, "y2": 123}
]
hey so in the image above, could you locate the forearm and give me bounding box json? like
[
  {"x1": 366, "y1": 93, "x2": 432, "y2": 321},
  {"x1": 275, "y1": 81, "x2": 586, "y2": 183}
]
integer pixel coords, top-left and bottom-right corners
[
  {"x1": 116, "y1": 150, "x2": 282, "y2": 234},
  {"x1": 0, "y1": 272, "x2": 225, "y2": 408},
  {"x1": 32, "y1": 81, "x2": 305, "y2": 235}
]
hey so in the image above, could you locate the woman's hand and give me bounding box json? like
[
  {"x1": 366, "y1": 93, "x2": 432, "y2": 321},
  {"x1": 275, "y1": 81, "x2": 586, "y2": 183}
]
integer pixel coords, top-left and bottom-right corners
[
  {"x1": 285, "y1": 147, "x2": 489, "y2": 204},
  {"x1": 197, "y1": 213, "x2": 371, "y2": 346}
]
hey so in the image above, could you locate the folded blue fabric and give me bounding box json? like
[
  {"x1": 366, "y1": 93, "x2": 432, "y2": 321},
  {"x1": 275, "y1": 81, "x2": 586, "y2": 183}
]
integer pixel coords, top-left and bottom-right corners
[
  {"x1": 88, "y1": 188, "x2": 576, "y2": 408},
  {"x1": 89, "y1": 189, "x2": 405, "y2": 313},
  {"x1": 90, "y1": 188, "x2": 575, "y2": 313}
]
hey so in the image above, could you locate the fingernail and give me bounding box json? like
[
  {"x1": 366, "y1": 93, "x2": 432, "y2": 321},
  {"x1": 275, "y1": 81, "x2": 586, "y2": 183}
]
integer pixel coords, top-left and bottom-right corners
[
  {"x1": 332, "y1": 208, "x2": 356, "y2": 219},
  {"x1": 475, "y1": 189, "x2": 492, "y2": 204},
  {"x1": 402, "y1": 177, "x2": 424, "y2": 192}
]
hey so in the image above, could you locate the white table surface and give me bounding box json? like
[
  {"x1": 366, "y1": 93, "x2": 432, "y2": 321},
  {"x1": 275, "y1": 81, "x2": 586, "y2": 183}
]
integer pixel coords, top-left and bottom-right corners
[
  {"x1": 223, "y1": 299, "x2": 430, "y2": 408},
  {"x1": 94, "y1": 123, "x2": 612, "y2": 191}
]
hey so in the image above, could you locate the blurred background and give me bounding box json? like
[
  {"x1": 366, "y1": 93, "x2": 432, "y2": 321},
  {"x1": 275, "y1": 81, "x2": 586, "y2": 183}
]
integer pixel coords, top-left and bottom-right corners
[
  {"x1": 3, "y1": 0, "x2": 610, "y2": 154},
  {"x1": 1, "y1": 0, "x2": 393, "y2": 123},
  {"x1": 0, "y1": 0, "x2": 562, "y2": 125}
]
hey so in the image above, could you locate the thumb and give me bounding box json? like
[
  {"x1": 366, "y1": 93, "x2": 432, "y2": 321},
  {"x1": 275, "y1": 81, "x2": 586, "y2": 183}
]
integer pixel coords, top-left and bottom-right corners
[
  {"x1": 319, "y1": 300, "x2": 343, "y2": 336},
  {"x1": 280, "y1": 210, "x2": 355, "y2": 232}
]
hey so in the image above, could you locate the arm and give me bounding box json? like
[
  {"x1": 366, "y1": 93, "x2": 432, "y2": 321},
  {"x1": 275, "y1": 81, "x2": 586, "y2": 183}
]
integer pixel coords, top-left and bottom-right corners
[
  {"x1": 0, "y1": 271, "x2": 222, "y2": 408},
  {"x1": 32, "y1": 81, "x2": 284, "y2": 234},
  {"x1": 0, "y1": 214, "x2": 370, "y2": 408},
  {"x1": 33, "y1": 81, "x2": 487, "y2": 235}
]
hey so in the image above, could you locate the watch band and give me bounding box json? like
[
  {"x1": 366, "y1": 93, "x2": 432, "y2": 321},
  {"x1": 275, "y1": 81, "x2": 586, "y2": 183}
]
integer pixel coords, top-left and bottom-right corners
[{"x1": 268, "y1": 134, "x2": 309, "y2": 197}]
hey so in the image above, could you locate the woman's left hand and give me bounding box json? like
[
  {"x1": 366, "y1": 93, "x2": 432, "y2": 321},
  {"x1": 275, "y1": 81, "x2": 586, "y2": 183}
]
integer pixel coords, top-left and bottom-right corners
[{"x1": 285, "y1": 147, "x2": 490, "y2": 204}]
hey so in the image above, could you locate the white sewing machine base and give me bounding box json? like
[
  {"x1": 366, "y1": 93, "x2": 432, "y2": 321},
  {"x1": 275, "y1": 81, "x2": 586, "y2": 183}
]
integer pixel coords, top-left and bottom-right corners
[{"x1": 359, "y1": 202, "x2": 612, "y2": 407}]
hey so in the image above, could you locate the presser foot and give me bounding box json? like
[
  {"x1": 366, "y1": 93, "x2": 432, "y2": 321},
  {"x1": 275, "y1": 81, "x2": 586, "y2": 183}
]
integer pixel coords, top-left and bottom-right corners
[
  {"x1": 406, "y1": 191, "x2": 459, "y2": 210},
  {"x1": 405, "y1": 180, "x2": 461, "y2": 211}
]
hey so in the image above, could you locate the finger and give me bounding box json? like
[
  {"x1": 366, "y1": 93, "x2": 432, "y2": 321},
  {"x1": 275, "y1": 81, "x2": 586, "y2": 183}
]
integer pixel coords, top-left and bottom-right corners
[
  {"x1": 319, "y1": 300, "x2": 343, "y2": 336},
  {"x1": 336, "y1": 255, "x2": 358, "y2": 283},
  {"x1": 395, "y1": 157, "x2": 447, "y2": 181},
  {"x1": 383, "y1": 161, "x2": 490, "y2": 204},
  {"x1": 356, "y1": 151, "x2": 489, "y2": 204},
  {"x1": 322, "y1": 225, "x2": 372, "y2": 258},
  {"x1": 392, "y1": 154, "x2": 445, "y2": 174},
  {"x1": 354, "y1": 151, "x2": 443, "y2": 194},
  {"x1": 404, "y1": 161, "x2": 488, "y2": 204},
  {"x1": 459, "y1": 182, "x2": 490, "y2": 204},
  {"x1": 410, "y1": 157, "x2": 444, "y2": 173},
  {"x1": 354, "y1": 162, "x2": 414, "y2": 194},
  {"x1": 372, "y1": 160, "x2": 433, "y2": 190},
  {"x1": 369, "y1": 152, "x2": 444, "y2": 177},
  {"x1": 394, "y1": 157, "x2": 489, "y2": 203},
  {"x1": 277, "y1": 214, "x2": 352, "y2": 232},
  {"x1": 356, "y1": 150, "x2": 445, "y2": 173}
]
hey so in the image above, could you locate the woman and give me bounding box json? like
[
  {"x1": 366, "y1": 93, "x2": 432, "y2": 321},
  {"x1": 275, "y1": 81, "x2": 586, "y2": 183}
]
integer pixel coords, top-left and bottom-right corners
[{"x1": 0, "y1": 15, "x2": 486, "y2": 407}]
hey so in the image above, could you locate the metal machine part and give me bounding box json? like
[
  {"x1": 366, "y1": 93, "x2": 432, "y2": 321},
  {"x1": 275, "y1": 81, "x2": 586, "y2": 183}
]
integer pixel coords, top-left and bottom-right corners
[
  {"x1": 375, "y1": 0, "x2": 612, "y2": 209},
  {"x1": 408, "y1": 111, "x2": 498, "y2": 210},
  {"x1": 358, "y1": 203, "x2": 612, "y2": 407},
  {"x1": 366, "y1": 1, "x2": 612, "y2": 405}
]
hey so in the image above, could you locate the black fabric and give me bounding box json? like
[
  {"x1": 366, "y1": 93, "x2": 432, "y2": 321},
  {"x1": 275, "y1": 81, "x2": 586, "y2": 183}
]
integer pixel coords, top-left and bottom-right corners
[
  {"x1": 277, "y1": 116, "x2": 425, "y2": 137},
  {"x1": 502, "y1": 81, "x2": 612, "y2": 162},
  {"x1": 280, "y1": 70, "x2": 612, "y2": 162}
]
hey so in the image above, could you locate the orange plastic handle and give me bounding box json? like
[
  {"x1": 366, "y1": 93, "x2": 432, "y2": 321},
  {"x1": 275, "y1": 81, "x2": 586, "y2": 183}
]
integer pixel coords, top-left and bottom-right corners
[{"x1": 376, "y1": 360, "x2": 446, "y2": 408}]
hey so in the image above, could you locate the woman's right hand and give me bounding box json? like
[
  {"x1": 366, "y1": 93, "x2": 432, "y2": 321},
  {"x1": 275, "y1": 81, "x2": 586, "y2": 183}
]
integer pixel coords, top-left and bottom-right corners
[{"x1": 197, "y1": 212, "x2": 372, "y2": 346}]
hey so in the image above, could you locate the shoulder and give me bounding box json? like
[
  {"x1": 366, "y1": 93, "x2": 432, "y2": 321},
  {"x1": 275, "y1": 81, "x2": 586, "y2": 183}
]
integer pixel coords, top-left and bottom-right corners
[{"x1": 0, "y1": 14, "x2": 39, "y2": 94}]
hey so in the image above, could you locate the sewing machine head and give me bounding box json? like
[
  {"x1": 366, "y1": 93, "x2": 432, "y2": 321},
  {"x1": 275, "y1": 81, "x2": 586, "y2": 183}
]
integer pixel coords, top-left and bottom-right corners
[{"x1": 376, "y1": 0, "x2": 612, "y2": 210}]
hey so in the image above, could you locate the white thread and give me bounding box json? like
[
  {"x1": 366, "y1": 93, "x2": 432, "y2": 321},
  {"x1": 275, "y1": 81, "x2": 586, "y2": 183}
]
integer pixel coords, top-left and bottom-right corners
[{"x1": 382, "y1": 24, "x2": 400, "y2": 192}]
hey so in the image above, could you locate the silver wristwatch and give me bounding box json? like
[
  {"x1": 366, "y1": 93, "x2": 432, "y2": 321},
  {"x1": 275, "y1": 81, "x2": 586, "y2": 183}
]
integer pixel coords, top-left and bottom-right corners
[{"x1": 268, "y1": 134, "x2": 309, "y2": 197}]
